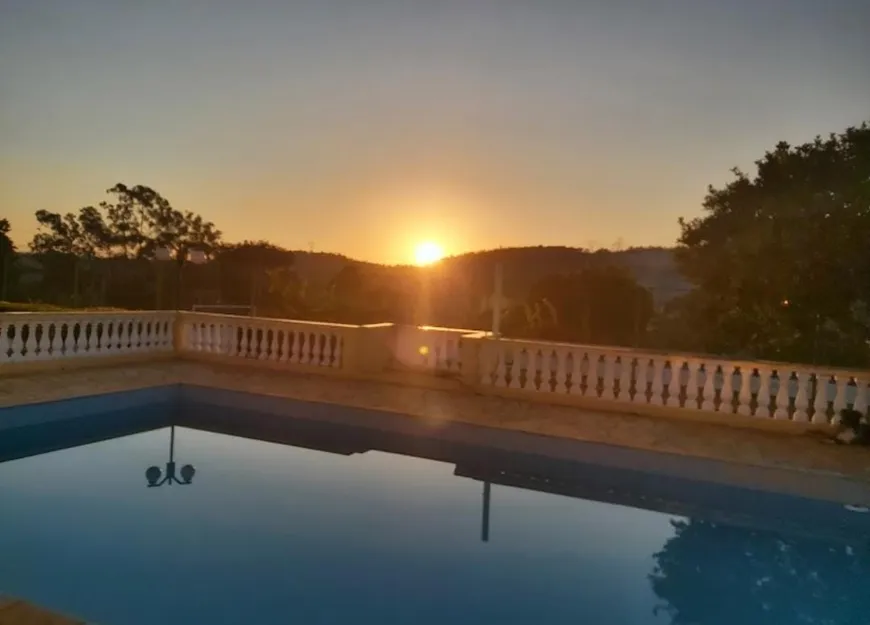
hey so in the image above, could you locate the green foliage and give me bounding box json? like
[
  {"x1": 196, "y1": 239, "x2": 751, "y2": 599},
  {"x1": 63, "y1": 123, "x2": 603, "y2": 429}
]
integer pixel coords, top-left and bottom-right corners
[
  {"x1": 30, "y1": 184, "x2": 221, "y2": 260},
  {"x1": 503, "y1": 265, "x2": 654, "y2": 346},
  {"x1": 1, "y1": 218, "x2": 17, "y2": 300},
  {"x1": 214, "y1": 241, "x2": 296, "y2": 314},
  {"x1": 673, "y1": 122, "x2": 870, "y2": 366}
]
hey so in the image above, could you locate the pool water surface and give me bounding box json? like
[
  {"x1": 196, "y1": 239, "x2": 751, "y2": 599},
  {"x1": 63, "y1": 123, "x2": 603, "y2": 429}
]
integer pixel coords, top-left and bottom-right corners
[{"x1": 1, "y1": 423, "x2": 868, "y2": 625}]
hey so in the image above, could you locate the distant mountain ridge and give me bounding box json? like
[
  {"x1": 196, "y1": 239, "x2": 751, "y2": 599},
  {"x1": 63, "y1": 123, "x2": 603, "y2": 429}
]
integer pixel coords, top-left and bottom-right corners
[{"x1": 291, "y1": 246, "x2": 692, "y2": 307}]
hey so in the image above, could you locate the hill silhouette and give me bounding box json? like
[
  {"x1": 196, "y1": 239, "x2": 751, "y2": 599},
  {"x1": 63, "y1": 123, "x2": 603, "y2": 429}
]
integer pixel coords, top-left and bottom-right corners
[{"x1": 292, "y1": 246, "x2": 690, "y2": 309}]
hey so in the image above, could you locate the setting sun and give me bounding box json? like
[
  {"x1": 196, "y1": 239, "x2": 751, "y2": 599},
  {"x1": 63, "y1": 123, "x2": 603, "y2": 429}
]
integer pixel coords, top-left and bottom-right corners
[{"x1": 413, "y1": 241, "x2": 444, "y2": 266}]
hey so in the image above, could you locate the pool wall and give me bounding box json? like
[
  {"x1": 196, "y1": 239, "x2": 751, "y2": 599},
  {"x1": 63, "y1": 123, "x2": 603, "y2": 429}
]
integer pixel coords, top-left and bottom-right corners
[{"x1": 2, "y1": 385, "x2": 869, "y2": 544}]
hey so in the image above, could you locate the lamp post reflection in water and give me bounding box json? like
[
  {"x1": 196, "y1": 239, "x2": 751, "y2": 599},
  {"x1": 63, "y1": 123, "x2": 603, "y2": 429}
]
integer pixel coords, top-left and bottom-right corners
[
  {"x1": 481, "y1": 481, "x2": 491, "y2": 542},
  {"x1": 145, "y1": 426, "x2": 195, "y2": 487}
]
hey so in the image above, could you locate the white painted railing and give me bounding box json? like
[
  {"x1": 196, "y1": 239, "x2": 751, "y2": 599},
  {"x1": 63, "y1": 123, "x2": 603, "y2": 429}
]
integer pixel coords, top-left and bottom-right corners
[
  {"x1": 477, "y1": 338, "x2": 869, "y2": 424},
  {"x1": 4, "y1": 309, "x2": 867, "y2": 430},
  {"x1": 0, "y1": 312, "x2": 175, "y2": 364},
  {"x1": 393, "y1": 325, "x2": 479, "y2": 373},
  {"x1": 177, "y1": 312, "x2": 355, "y2": 370}
]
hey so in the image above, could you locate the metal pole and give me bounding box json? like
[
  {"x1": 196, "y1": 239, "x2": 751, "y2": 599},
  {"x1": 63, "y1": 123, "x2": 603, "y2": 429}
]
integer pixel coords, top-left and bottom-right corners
[
  {"x1": 491, "y1": 263, "x2": 503, "y2": 339},
  {"x1": 481, "y1": 481, "x2": 491, "y2": 542},
  {"x1": 169, "y1": 426, "x2": 175, "y2": 463}
]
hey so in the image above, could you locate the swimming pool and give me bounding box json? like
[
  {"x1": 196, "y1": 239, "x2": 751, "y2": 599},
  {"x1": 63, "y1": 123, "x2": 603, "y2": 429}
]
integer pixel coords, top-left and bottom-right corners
[{"x1": 1, "y1": 386, "x2": 868, "y2": 624}]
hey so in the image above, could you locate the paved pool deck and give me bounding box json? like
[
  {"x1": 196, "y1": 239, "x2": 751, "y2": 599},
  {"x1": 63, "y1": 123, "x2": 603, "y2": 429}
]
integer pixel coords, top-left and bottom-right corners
[{"x1": 1, "y1": 359, "x2": 868, "y2": 482}]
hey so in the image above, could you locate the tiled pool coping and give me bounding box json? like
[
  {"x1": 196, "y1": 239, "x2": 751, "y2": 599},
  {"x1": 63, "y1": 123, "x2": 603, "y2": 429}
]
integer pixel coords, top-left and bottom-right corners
[{"x1": 2, "y1": 360, "x2": 869, "y2": 498}]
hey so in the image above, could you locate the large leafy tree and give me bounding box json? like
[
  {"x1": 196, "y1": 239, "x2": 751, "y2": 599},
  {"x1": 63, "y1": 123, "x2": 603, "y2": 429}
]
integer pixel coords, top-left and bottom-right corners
[
  {"x1": 675, "y1": 122, "x2": 870, "y2": 365},
  {"x1": 30, "y1": 184, "x2": 221, "y2": 260},
  {"x1": 503, "y1": 265, "x2": 654, "y2": 346},
  {"x1": 100, "y1": 183, "x2": 221, "y2": 259},
  {"x1": 215, "y1": 241, "x2": 296, "y2": 313},
  {"x1": 1, "y1": 218, "x2": 17, "y2": 299},
  {"x1": 29, "y1": 184, "x2": 222, "y2": 307}
]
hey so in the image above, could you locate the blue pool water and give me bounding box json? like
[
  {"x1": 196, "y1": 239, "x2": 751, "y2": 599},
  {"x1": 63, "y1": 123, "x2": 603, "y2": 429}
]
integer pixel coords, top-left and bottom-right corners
[{"x1": 1, "y1": 394, "x2": 869, "y2": 624}]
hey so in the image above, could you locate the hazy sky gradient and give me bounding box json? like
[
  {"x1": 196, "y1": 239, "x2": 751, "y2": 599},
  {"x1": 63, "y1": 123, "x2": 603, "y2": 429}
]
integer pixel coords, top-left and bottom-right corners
[{"x1": 2, "y1": 0, "x2": 868, "y2": 263}]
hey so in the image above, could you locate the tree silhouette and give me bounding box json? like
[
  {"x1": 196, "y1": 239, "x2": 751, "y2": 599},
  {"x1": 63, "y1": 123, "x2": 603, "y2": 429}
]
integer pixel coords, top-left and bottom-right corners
[
  {"x1": 650, "y1": 519, "x2": 870, "y2": 625},
  {"x1": 0, "y1": 218, "x2": 16, "y2": 299},
  {"x1": 215, "y1": 241, "x2": 295, "y2": 312},
  {"x1": 504, "y1": 265, "x2": 653, "y2": 346},
  {"x1": 675, "y1": 122, "x2": 870, "y2": 366}
]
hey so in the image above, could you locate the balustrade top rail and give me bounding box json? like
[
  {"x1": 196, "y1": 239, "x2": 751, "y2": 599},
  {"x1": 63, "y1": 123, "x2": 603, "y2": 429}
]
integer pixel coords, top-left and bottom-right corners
[{"x1": 180, "y1": 310, "x2": 360, "y2": 328}]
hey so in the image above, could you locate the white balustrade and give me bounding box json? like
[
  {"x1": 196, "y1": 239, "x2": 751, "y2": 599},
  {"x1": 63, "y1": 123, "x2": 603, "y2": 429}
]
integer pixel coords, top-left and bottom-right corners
[
  {"x1": 177, "y1": 312, "x2": 352, "y2": 369},
  {"x1": 476, "y1": 337, "x2": 870, "y2": 425},
  {"x1": 4, "y1": 309, "x2": 868, "y2": 430},
  {"x1": 0, "y1": 312, "x2": 175, "y2": 364}
]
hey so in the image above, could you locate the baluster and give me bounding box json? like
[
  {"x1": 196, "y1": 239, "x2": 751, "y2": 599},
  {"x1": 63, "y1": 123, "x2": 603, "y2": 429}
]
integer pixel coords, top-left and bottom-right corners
[
  {"x1": 615, "y1": 356, "x2": 632, "y2": 402},
  {"x1": 662, "y1": 360, "x2": 679, "y2": 406},
  {"x1": 532, "y1": 349, "x2": 544, "y2": 391},
  {"x1": 735, "y1": 367, "x2": 753, "y2": 416},
  {"x1": 306, "y1": 332, "x2": 319, "y2": 365},
  {"x1": 511, "y1": 349, "x2": 528, "y2": 389},
  {"x1": 193, "y1": 323, "x2": 204, "y2": 353},
  {"x1": 645, "y1": 358, "x2": 661, "y2": 404},
  {"x1": 253, "y1": 326, "x2": 266, "y2": 360},
  {"x1": 141, "y1": 320, "x2": 152, "y2": 350},
  {"x1": 102, "y1": 321, "x2": 113, "y2": 354},
  {"x1": 47, "y1": 321, "x2": 61, "y2": 359},
  {"x1": 792, "y1": 372, "x2": 810, "y2": 422},
  {"x1": 490, "y1": 346, "x2": 508, "y2": 387},
  {"x1": 235, "y1": 325, "x2": 247, "y2": 357},
  {"x1": 632, "y1": 358, "x2": 652, "y2": 404},
  {"x1": 274, "y1": 329, "x2": 286, "y2": 362},
  {"x1": 61, "y1": 320, "x2": 73, "y2": 357},
  {"x1": 564, "y1": 351, "x2": 581, "y2": 395},
  {"x1": 502, "y1": 348, "x2": 517, "y2": 388},
  {"x1": 266, "y1": 329, "x2": 278, "y2": 361},
  {"x1": 21, "y1": 322, "x2": 37, "y2": 360},
  {"x1": 773, "y1": 369, "x2": 791, "y2": 419},
  {"x1": 832, "y1": 375, "x2": 851, "y2": 416},
  {"x1": 127, "y1": 320, "x2": 139, "y2": 352},
  {"x1": 198, "y1": 323, "x2": 209, "y2": 353},
  {"x1": 29, "y1": 322, "x2": 44, "y2": 360},
  {"x1": 285, "y1": 330, "x2": 299, "y2": 363},
  {"x1": 546, "y1": 349, "x2": 559, "y2": 392},
  {"x1": 296, "y1": 332, "x2": 309, "y2": 364},
  {"x1": 329, "y1": 333, "x2": 341, "y2": 367},
  {"x1": 651, "y1": 359, "x2": 667, "y2": 405},
  {"x1": 718, "y1": 365, "x2": 736, "y2": 413},
  {"x1": 811, "y1": 374, "x2": 830, "y2": 424},
  {"x1": 570, "y1": 352, "x2": 590, "y2": 396},
  {"x1": 213, "y1": 323, "x2": 225, "y2": 354},
  {"x1": 701, "y1": 364, "x2": 717, "y2": 411},
  {"x1": 97, "y1": 322, "x2": 109, "y2": 356},
  {"x1": 754, "y1": 367, "x2": 772, "y2": 418},
  {"x1": 316, "y1": 333, "x2": 329, "y2": 366},
  {"x1": 852, "y1": 378, "x2": 870, "y2": 419},
  {"x1": 116, "y1": 321, "x2": 127, "y2": 353},
  {"x1": 677, "y1": 360, "x2": 692, "y2": 408},
  {"x1": 551, "y1": 349, "x2": 567, "y2": 393},
  {"x1": 595, "y1": 353, "x2": 612, "y2": 400},
  {"x1": 0, "y1": 323, "x2": 9, "y2": 361},
  {"x1": 69, "y1": 321, "x2": 82, "y2": 355},
  {"x1": 7, "y1": 323, "x2": 23, "y2": 361}
]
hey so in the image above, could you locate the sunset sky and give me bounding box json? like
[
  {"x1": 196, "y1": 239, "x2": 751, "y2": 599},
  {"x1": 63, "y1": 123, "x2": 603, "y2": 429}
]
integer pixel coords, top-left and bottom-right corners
[{"x1": 2, "y1": 1, "x2": 868, "y2": 264}]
